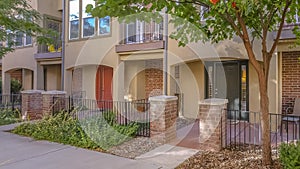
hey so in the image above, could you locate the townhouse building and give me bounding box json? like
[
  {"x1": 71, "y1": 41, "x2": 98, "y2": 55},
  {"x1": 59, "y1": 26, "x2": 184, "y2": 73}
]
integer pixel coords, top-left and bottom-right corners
[
  {"x1": 1, "y1": 0, "x2": 63, "y2": 94},
  {"x1": 2, "y1": 0, "x2": 300, "y2": 120}
]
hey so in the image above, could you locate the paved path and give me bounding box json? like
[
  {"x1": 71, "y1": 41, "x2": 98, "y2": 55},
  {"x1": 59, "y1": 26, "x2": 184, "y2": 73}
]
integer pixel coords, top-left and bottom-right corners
[{"x1": 0, "y1": 123, "x2": 198, "y2": 169}]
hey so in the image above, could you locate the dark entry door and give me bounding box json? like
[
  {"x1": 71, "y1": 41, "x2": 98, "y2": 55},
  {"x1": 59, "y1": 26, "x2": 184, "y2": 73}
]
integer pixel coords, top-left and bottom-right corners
[
  {"x1": 205, "y1": 61, "x2": 249, "y2": 120},
  {"x1": 215, "y1": 62, "x2": 240, "y2": 110},
  {"x1": 96, "y1": 65, "x2": 113, "y2": 109}
]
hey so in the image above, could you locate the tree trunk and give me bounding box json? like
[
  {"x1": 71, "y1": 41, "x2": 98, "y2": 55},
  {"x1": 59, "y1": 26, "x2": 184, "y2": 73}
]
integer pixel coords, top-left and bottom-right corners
[{"x1": 258, "y1": 71, "x2": 272, "y2": 166}]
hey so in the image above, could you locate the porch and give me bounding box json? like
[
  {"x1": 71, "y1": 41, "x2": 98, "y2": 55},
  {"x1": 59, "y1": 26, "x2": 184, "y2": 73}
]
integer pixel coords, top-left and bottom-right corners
[{"x1": 175, "y1": 111, "x2": 300, "y2": 153}]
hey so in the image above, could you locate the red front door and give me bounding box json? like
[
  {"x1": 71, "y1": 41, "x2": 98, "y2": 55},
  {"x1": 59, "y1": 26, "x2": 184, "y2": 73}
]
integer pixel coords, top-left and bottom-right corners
[{"x1": 96, "y1": 65, "x2": 113, "y2": 108}]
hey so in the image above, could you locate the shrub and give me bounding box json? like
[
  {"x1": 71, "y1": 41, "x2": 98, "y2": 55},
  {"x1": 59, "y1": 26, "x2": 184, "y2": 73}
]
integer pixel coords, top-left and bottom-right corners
[
  {"x1": 0, "y1": 109, "x2": 21, "y2": 125},
  {"x1": 279, "y1": 141, "x2": 300, "y2": 169},
  {"x1": 13, "y1": 111, "x2": 139, "y2": 150},
  {"x1": 79, "y1": 114, "x2": 139, "y2": 149},
  {"x1": 13, "y1": 112, "x2": 99, "y2": 149}
]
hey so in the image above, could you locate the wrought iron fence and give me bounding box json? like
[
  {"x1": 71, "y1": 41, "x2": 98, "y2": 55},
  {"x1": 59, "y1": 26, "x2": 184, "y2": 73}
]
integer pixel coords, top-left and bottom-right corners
[
  {"x1": 52, "y1": 97, "x2": 150, "y2": 137},
  {"x1": 224, "y1": 110, "x2": 300, "y2": 155},
  {"x1": 0, "y1": 94, "x2": 22, "y2": 110}
]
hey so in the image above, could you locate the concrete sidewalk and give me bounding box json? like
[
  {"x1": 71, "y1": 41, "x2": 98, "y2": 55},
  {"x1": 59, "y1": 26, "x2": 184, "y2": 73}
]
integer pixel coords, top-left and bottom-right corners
[
  {"x1": 0, "y1": 124, "x2": 159, "y2": 169},
  {"x1": 0, "y1": 123, "x2": 198, "y2": 169}
]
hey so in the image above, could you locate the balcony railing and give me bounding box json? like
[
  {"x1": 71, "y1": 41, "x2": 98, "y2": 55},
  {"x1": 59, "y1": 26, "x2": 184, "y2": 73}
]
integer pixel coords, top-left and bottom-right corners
[
  {"x1": 116, "y1": 21, "x2": 164, "y2": 53},
  {"x1": 38, "y1": 40, "x2": 62, "y2": 53},
  {"x1": 121, "y1": 21, "x2": 163, "y2": 45}
]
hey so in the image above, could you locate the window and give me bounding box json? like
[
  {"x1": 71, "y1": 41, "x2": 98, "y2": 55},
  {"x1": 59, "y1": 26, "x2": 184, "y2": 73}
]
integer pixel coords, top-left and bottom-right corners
[
  {"x1": 124, "y1": 20, "x2": 163, "y2": 44},
  {"x1": 15, "y1": 32, "x2": 24, "y2": 47},
  {"x1": 69, "y1": 0, "x2": 79, "y2": 39},
  {"x1": 99, "y1": 16, "x2": 110, "y2": 35},
  {"x1": 7, "y1": 31, "x2": 32, "y2": 48},
  {"x1": 69, "y1": 0, "x2": 111, "y2": 40},
  {"x1": 82, "y1": 0, "x2": 95, "y2": 37}
]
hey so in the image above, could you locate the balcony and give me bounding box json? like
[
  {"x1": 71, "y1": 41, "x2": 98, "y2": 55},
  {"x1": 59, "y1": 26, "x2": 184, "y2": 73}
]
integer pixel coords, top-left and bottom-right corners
[
  {"x1": 116, "y1": 21, "x2": 164, "y2": 53},
  {"x1": 34, "y1": 41, "x2": 62, "y2": 61}
]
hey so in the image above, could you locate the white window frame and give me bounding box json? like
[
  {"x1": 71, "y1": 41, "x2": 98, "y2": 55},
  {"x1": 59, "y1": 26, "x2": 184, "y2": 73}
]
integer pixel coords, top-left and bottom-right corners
[{"x1": 68, "y1": 0, "x2": 111, "y2": 40}]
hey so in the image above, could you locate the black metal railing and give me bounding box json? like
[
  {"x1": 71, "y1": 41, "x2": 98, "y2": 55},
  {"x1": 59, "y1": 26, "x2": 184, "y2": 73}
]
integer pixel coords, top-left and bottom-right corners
[
  {"x1": 0, "y1": 94, "x2": 22, "y2": 110},
  {"x1": 223, "y1": 110, "x2": 300, "y2": 155},
  {"x1": 52, "y1": 97, "x2": 150, "y2": 137},
  {"x1": 38, "y1": 39, "x2": 62, "y2": 53}
]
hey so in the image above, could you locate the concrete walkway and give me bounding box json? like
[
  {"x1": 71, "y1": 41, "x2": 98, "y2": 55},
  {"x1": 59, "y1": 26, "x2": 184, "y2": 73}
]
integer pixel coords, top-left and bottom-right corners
[{"x1": 0, "y1": 123, "x2": 198, "y2": 169}]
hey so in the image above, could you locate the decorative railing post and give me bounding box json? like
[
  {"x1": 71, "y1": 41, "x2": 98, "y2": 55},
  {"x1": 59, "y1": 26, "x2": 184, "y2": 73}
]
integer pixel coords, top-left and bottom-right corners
[
  {"x1": 198, "y1": 98, "x2": 228, "y2": 151},
  {"x1": 149, "y1": 95, "x2": 178, "y2": 144}
]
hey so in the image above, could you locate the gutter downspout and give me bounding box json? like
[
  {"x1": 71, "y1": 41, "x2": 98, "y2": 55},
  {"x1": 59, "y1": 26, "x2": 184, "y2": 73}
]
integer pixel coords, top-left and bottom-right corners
[
  {"x1": 61, "y1": 0, "x2": 65, "y2": 91},
  {"x1": 163, "y1": 8, "x2": 168, "y2": 95}
]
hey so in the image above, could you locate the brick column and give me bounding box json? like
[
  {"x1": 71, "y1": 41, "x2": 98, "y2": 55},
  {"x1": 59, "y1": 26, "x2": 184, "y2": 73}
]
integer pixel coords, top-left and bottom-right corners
[
  {"x1": 149, "y1": 95, "x2": 178, "y2": 144},
  {"x1": 21, "y1": 90, "x2": 43, "y2": 120},
  {"x1": 42, "y1": 91, "x2": 66, "y2": 115},
  {"x1": 198, "y1": 98, "x2": 228, "y2": 151}
]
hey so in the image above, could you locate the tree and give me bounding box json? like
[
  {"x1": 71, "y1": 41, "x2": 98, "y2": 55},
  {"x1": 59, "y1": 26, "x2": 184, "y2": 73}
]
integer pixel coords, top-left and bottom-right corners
[
  {"x1": 0, "y1": 0, "x2": 56, "y2": 57},
  {"x1": 87, "y1": 0, "x2": 300, "y2": 166}
]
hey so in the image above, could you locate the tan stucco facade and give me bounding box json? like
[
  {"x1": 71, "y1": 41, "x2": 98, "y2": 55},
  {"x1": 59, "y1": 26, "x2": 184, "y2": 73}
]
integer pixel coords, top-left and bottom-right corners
[
  {"x1": 63, "y1": 6, "x2": 280, "y2": 117},
  {"x1": 1, "y1": 0, "x2": 62, "y2": 94}
]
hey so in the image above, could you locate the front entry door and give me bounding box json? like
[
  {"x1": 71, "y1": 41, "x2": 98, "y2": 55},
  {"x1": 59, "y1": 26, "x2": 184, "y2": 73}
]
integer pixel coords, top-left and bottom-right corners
[
  {"x1": 96, "y1": 65, "x2": 113, "y2": 109},
  {"x1": 205, "y1": 61, "x2": 249, "y2": 120}
]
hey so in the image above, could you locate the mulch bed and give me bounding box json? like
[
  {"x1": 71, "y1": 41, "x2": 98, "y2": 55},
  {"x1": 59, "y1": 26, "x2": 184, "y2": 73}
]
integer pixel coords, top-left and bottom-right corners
[{"x1": 176, "y1": 150, "x2": 282, "y2": 169}]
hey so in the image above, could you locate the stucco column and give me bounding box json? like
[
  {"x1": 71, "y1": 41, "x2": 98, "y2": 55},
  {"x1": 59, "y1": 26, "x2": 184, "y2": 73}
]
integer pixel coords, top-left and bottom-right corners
[
  {"x1": 149, "y1": 95, "x2": 178, "y2": 144},
  {"x1": 3, "y1": 72, "x2": 11, "y2": 94},
  {"x1": 199, "y1": 98, "x2": 228, "y2": 151},
  {"x1": 36, "y1": 63, "x2": 44, "y2": 90},
  {"x1": 21, "y1": 90, "x2": 43, "y2": 120}
]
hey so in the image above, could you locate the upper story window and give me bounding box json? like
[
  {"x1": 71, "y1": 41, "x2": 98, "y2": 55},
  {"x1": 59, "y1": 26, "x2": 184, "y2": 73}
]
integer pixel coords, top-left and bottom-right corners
[
  {"x1": 123, "y1": 20, "x2": 163, "y2": 44},
  {"x1": 69, "y1": 0, "x2": 111, "y2": 40},
  {"x1": 6, "y1": 31, "x2": 32, "y2": 48}
]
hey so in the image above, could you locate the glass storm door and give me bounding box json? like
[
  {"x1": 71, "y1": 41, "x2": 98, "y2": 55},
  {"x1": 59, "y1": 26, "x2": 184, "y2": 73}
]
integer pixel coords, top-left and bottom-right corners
[{"x1": 205, "y1": 60, "x2": 249, "y2": 120}]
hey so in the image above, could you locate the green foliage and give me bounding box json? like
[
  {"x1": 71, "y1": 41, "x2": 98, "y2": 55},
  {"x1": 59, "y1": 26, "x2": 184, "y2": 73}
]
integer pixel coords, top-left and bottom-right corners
[
  {"x1": 0, "y1": 78, "x2": 22, "y2": 94},
  {"x1": 0, "y1": 0, "x2": 58, "y2": 58},
  {"x1": 279, "y1": 142, "x2": 300, "y2": 169},
  {"x1": 87, "y1": 0, "x2": 300, "y2": 46},
  {"x1": 80, "y1": 113, "x2": 139, "y2": 149},
  {"x1": 0, "y1": 108, "x2": 21, "y2": 126},
  {"x1": 13, "y1": 112, "x2": 99, "y2": 149},
  {"x1": 13, "y1": 111, "x2": 139, "y2": 150},
  {"x1": 10, "y1": 78, "x2": 22, "y2": 94}
]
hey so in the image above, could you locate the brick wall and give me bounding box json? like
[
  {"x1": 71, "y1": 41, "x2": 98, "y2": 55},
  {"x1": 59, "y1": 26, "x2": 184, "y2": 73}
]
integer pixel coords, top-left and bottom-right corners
[
  {"x1": 198, "y1": 99, "x2": 228, "y2": 151},
  {"x1": 21, "y1": 90, "x2": 43, "y2": 120},
  {"x1": 145, "y1": 60, "x2": 163, "y2": 98},
  {"x1": 10, "y1": 69, "x2": 22, "y2": 82},
  {"x1": 22, "y1": 90, "x2": 66, "y2": 120},
  {"x1": 282, "y1": 52, "x2": 300, "y2": 112},
  {"x1": 149, "y1": 96, "x2": 178, "y2": 144}
]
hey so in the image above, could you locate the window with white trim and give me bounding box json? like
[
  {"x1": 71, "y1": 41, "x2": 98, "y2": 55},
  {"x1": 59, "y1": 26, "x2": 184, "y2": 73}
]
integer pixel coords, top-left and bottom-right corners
[
  {"x1": 6, "y1": 31, "x2": 32, "y2": 48},
  {"x1": 69, "y1": 0, "x2": 111, "y2": 40}
]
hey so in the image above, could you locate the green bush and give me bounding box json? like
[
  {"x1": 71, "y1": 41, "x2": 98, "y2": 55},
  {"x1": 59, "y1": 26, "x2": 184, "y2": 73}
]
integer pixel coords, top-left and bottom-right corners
[
  {"x1": 10, "y1": 78, "x2": 22, "y2": 94},
  {"x1": 80, "y1": 114, "x2": 139, "y2": 149},
  {"x1": 13, "y1": 112, "x2": 99, "y2": 149},
  {"x1": 13, "y1": 111, "x2": 139, "y2": 150},
  {"x1": 279, "y1": 141, "x2": 300, "y2": 169},
  {"x1": 0, "y1": 109, "x2": 21, "y2": 126}
]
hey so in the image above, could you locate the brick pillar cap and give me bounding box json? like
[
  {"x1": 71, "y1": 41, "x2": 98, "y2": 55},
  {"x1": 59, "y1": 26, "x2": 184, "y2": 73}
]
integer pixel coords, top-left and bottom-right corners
[
  {"x1": 21, "y1": 90, "x2": 44, "y2": 94},
  {"x1": 199, "y1": 98, "x2": 228, "y2": 106},
  {"x1": 149, "y1": 95, "x2": 178, "y2": 102},
  {"x1": 42, "y1": 90, "x2": 67, "y2": 95}
]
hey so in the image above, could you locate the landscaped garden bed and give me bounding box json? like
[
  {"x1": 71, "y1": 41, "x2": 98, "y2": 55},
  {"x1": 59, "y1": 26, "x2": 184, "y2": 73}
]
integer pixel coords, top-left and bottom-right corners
[
  {"x1": 12, "y1": 111, "x2": 140, "y2": 152},
  {"x1": 0, "y1": 109, "x2": 22, "y2": 126},
  {"x1": 176, "y1": 150, "x2": 282, "y2": 169}
]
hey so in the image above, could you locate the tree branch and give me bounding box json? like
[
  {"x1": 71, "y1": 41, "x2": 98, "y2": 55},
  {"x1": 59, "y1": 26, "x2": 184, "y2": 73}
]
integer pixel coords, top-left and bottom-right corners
[
  {"x1": 269, "y1": 0, "x2": 292, "y2": 57},
  {"x1": 235, "y1": 8, "x2": 261, "y2": 73}
]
